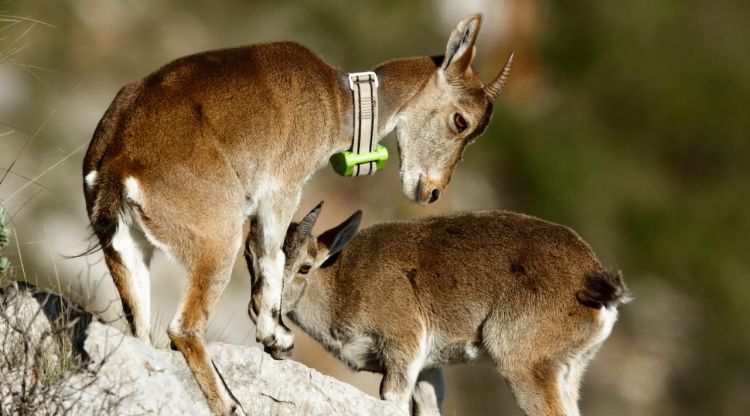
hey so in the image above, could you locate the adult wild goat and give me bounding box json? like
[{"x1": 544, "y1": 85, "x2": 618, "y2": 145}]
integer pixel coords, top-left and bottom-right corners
[
  {"x1": 82, "y1": 14, "x2": 512, "y2": 415},
  {"x1": 245, "y1": 204, "x2": 629, "y2": 416}
]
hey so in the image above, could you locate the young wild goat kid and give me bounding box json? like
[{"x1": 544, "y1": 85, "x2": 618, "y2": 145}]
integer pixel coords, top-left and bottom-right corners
[
  {"x1": 246, "y1": 204, "x2": 629, "y2": 416},
  {"x1": 83, "y1": 14, "x2": 512, "y2": 414}
]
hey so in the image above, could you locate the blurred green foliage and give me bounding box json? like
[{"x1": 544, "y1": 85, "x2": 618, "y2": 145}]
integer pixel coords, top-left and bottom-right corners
[{"x1": 469, "y1": 2, "x2": 750, "y2": 414}]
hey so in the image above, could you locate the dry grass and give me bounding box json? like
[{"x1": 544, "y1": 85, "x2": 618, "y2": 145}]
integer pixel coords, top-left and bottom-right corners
[
  {"x1": 0, "y1": 279, "x2": 127, "y2": 415},
  {"x1": 0, "y1": 10, "x2": 129, "y2": 413}
]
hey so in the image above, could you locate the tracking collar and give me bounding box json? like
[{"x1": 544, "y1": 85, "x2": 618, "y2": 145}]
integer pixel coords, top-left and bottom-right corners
[{"x1": 330, "y1": 72, "x2": 388, "y2": 177}]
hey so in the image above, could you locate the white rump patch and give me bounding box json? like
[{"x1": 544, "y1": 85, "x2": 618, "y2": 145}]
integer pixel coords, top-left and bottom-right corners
[
  {"x1": 84, "y1": 171, "x2": 97, "y2": 189},
  {"x1": 124, "y1": 176, "x2": 144, "y2": 205},
  {"x1": 595, "y1": 306, "x2": 619, "y2": 345}
]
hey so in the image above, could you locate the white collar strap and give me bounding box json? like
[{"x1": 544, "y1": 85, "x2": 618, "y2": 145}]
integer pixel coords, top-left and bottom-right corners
[{"x1": 347, "y1": 71, "x2": 379, "y2": 176}]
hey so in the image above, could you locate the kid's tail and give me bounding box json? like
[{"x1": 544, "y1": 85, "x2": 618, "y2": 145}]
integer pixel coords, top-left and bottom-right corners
[{"x1": 577, "y1": 270, "x2": 631, "y2": 309}]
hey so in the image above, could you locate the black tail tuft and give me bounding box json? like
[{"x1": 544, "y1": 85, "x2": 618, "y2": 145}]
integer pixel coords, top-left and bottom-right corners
[
  {"x1": 68, "y1": 172, "x2": 123, "y2": 259},
  {"x1": 64, "y1": 235, "x2": 103, "y2": 259},
  {"x1": 577, "y1": 270, "x2": 629, "y2": 309},
  {"x1": 65, "y1": 217, "x2": 115, "y2": 259}
]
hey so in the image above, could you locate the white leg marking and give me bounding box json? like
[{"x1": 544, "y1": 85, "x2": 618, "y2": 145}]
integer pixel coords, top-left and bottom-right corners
[
  {"x1": 258, "y1": 251, "x2": 284, "y2": 311},
  {"x1": 557, "y1": 362, "x2": 581, "y2": 416},
  {"x1": 84, "y1": 170, "x2": 97, "y2": 189},
  {"x1": 256, "y1": 250, "x2": 285, "y2": 340},
  {"x1": 407, "y1": 330, "x2": 431, "y2": 387},
  {"x1": 111, "y1": 216, "x2": 153, "y2": 343},
  {"x1": 557, "y1": 306, "x2": 619, "y2": 416},
  {"x1": 252, "y1": 183, "x2": 301, "y2": 349}
]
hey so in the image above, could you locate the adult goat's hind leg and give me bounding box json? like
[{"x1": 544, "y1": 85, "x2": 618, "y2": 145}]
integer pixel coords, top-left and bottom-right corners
[
  {"x1": 103, "y1": 219, "x2": 154, "y2": 344},
  {"x1": 168, "y1": 233, "x2": 245, "y2": 416}
]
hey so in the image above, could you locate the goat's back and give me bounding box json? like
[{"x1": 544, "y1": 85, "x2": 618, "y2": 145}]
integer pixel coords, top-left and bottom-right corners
[
  {"x1": 84, "y1": 41, "x2": 346, "y2": 197},
  {"x1": 330, "y1": 211, "x2": 612, "y2": 341}
]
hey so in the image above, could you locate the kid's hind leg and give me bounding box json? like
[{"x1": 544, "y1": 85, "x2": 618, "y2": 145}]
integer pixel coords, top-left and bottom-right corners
[
  {"x1": 500, "y1": 360, "x2": 567, "y2": 416},
  {"x1": 557, "y1": 342, "x2": 603, "y2": 416},
  {"x1": 482, "y1": 316, "x2": 566, "y2": 416},
  {"x1": 103, "y1": 220, "x2": 154, "y2": 344},
  {"x1": 556, "y1": 358, "x2": 586, "y2": 416}
]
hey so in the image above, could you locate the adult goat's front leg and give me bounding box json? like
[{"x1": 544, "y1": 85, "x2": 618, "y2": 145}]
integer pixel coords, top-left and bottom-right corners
[{"x1": 252, "y1": 196, "x2": 297, "y2": 358}]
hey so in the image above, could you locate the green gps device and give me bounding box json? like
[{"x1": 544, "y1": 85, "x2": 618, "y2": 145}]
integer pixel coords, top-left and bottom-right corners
[{"x1": 330, "y1": 145, "x2": 388, "y2": 177}]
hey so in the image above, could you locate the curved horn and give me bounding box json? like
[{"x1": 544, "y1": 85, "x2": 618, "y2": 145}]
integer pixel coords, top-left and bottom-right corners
[
  {"x1": 298, "y1": 201, "x2": 323, "y2": 235},
  {"x1": 485, "y1": 52, "x2": 514, "y2": 101}
]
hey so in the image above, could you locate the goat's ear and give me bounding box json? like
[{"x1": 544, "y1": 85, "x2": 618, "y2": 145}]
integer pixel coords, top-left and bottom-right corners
[
  {"x1": 298, "y1": 201, "x2": 324, "y2": 236},
  {"x1": 317, "y1": 210, "x2": 362, "y2": 262},
  {"x1": 442, "y1": 14, "x2": 482, "y2": 78}
]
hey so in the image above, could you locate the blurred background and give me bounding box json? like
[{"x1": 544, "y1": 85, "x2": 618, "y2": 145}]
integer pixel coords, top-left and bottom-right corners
[{"x1": 1, "y1": 0, "x2": 749, "y2": 414}]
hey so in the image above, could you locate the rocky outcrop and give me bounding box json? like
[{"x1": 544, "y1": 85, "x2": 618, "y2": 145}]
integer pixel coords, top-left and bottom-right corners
[
  {"x1": 65, "y1": 322, "x2": 401, "y2": 415},
  {"x1": 0, "y1": 282, "x2": 400, "y2": 415},
  {"x1": 0, "y1": 281, "x2": 94, "y2": 414}
]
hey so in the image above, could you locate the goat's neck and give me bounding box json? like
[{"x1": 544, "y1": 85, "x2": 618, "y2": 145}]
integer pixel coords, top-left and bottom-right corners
[{"x1": 332, "y1": 56, "x2": 437, "y2": 154}]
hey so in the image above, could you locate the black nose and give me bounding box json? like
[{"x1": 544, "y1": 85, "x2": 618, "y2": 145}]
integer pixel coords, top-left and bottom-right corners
[{"x1": 429, "y1": 189, "x2": 440, "y2": 203}]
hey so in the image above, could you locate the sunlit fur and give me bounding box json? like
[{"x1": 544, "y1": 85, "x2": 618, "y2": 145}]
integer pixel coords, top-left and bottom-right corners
[
  {"x1": 253, "y1": 207, "x2": 629, "y2": 415},
  {"x1": 82, "y1": 14, "x2": 511, "y2": 416}
]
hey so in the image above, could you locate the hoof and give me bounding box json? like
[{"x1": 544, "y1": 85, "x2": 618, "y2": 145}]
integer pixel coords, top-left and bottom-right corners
[{"x1": 265, "y1": 343, "x2": 294, "y2": 360}]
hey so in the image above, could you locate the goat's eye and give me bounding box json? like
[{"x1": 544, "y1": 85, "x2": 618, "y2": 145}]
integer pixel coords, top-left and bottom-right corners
[
  {"x1": 453, "y1": 113, "x2": 468, "y2": 133},
  {"x1": 298, "y1": 264, "x2": 312, "y2": 275}
]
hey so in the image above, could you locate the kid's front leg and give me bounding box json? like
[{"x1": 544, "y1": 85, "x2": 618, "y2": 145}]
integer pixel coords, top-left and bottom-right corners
[
  {"x1": 413, "y1": 368, "x2": 445, "y2": 416},
  {"x1": 381, "y1": 370, "x2": 417, "y2": 415}
]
